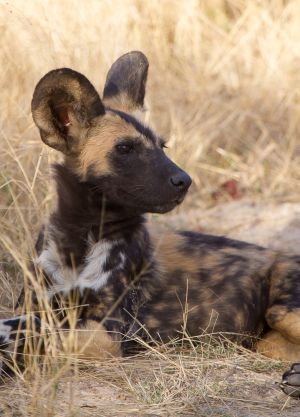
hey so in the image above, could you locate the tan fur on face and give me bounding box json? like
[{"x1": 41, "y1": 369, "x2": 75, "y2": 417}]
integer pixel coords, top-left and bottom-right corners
[
  {"x1": 103, "y1": 92, "x2": 140, "y2": 114},
  {"x1": 77, "y1": 112, "x2": 152, "y2": 178}
]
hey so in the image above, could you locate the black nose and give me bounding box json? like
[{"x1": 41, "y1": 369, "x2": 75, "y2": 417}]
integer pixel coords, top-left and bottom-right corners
[{"x1": 169, "y1": 172, "x2": 192, "y2": 191}]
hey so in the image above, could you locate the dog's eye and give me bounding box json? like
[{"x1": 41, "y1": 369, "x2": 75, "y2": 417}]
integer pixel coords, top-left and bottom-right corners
[
  {"x1": 161, "y1": 142, "x2": 168, "y2": 149},
  {"x1": 116, "y1": 143, "x2": 134, "y2": 154}
]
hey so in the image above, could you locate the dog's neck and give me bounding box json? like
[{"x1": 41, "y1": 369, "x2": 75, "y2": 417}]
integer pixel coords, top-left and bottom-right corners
[
  {"x1": 35, "y1": 163, "x2": 155, "y2": 325},
  {"x1": 48, "y1": 163, "x2": 147, "y2": 267}
]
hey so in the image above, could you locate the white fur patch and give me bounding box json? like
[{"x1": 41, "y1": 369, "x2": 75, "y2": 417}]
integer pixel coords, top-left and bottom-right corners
[
  {"x1": 37, "y1": 239, "x2": 125, "y2": 297},
  {"x1": 0, "y1": 322, "x2": 12, "y2": 345},
  {"x1": 0, "y1": 316, "x2": 27, "y2": 344}
]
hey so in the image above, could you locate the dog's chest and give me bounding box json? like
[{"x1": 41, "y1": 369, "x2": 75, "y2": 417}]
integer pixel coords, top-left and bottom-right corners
[{"x1": 36, "y1": 238, "x2": 126, "y2": 297}]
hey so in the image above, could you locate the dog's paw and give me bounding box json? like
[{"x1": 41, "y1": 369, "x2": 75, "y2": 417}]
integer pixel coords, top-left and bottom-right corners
[
  {"x1": 0, "y1": 319, "x2": 17, "y2": 379},
  {"x1": 0, "y1": 315, "x2": 41, "y2": 379},
  {"x1": 0, "y1": 316, "x2": 28, "y2": 345},
  {"x1": 0, "y1": 316, "x2": 41, "y2": 353},
  {"x1": 0, "y1": 355, "x2": 5, "y2": 380},
  {"x1": 0, "y1": 318, "x2": 21, "y2": 347},
  {"x1": 280, "y1": 363, "x2": 300, "y2": 397}
]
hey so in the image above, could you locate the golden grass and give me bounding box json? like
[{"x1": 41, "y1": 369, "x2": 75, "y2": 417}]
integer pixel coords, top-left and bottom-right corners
[
  {"x1": 1, "y1": 0, "x2": 300, "y2": 415},
  {"x1": 0, "y1": 335, "x2": 293, "y2": 417}
]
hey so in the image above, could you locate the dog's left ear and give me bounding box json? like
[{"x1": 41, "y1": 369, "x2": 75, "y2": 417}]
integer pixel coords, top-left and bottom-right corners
[
  {"x1": 103, "y1": 51, "x2": 149, "y2": 112},
  {"x1": 31, "y1": 68, "x2": 105, "y2": 154}
]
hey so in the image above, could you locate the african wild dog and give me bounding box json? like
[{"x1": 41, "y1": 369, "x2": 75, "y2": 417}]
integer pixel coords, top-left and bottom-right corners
[{"x1": 1, "y1": 51, "x2": 300, "y2": 395}]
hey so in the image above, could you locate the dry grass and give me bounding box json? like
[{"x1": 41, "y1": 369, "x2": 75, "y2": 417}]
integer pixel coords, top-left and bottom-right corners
[
  {"x1": 0, "y1": 336, "x2": 295, "y2": 417},
  {"x1": 1, "y1": 0, "x2": 300, "y2": 415}
]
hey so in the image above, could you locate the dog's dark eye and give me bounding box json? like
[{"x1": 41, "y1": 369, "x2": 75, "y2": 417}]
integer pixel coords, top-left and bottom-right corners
[
  {"x1": 161, "y1": 142, "x2": 168, "y2": 149},
  {"x1": 116, "y1": 142, "x2": 134, "y2": 154}
]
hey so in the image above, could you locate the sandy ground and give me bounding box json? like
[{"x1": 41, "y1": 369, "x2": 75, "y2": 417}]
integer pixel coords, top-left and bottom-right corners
[
  {"x1": 163, "y1": 200, "x2": 300, "y2": 253},
  {"x1": 1, "y1": 357, "x2": 298, "y2": 417}
]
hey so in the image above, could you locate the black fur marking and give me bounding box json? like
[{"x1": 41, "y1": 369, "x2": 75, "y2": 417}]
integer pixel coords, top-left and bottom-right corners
[
  {"x1": 0, "y1": 316, "x2": 41, "y2": 362},
  {"x1": 52, "y1": 163, "x2": 146, "y2": 267},
  {"x1": 0, "y1": 335, "x2": 8, "y2": 349},
  {"x1": 2, "y1": 317, "x2": 41, "y2": 338},
  {"x1": 108, "y1": 109, "x2": 157, "y2": 144},
  {"x1": 178, "y1": 231, "x2": 267, "y2": 252},
  {"x1": 268, "y1": 255, "x2": 300, "y2": 309}
]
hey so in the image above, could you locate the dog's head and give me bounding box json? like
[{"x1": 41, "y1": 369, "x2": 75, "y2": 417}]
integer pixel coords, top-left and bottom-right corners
[{"x1": 31, "y1": 51, "x2": 192, "y2": 214}]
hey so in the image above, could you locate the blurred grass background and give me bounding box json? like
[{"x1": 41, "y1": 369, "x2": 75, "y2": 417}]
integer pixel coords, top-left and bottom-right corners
[
  {"x1": 1, "y1": 0, "x2": 300, "y2": 239},
  {"x1": 1, "y1": 1, "x2": 300, "y2": 415}
]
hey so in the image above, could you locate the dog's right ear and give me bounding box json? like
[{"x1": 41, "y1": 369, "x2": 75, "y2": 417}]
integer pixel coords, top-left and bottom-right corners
[
  {"x1": 103, "y1": 51, "x2": 149, "y2": 113},
  {"x1": 31, "y1": 68, "x2": 105, "y2": 154}
]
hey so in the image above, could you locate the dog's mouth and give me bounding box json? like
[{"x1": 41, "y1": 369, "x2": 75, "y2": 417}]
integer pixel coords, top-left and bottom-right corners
[
  {"x1": 149, "y1": 196, "x2": 186, "y2": 214},
  {"x1": 113, "y1": 188, "x2": 187, "y2": 213}
]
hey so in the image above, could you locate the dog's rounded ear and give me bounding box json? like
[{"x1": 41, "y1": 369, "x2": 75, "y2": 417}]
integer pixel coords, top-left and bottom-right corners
[
  {"x1": 103, "y1": 51, "x2": 149, "y2": 112},
  {"x1": 31, "y1": 68, "x2": 105, "y2": 154}
]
